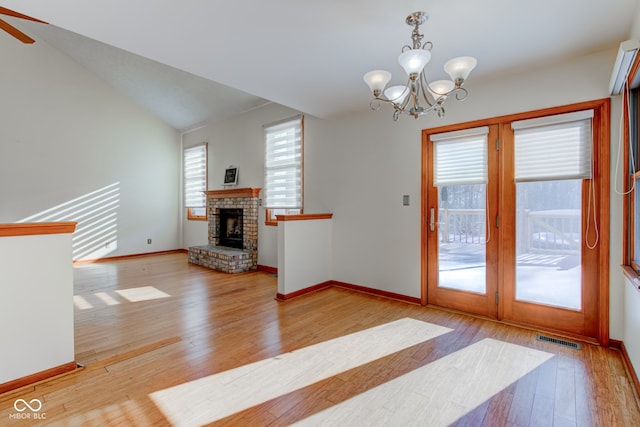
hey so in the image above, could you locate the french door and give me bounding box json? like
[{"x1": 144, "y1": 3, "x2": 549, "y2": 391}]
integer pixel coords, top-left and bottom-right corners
[
  {"x1": 424, "y1": 125, "x2": 500, "y2": 318},
  {"x1": 422, "y1": 101, "x2": 609, "y2": 341}
]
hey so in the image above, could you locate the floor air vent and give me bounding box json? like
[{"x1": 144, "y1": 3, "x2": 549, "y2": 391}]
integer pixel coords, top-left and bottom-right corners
[{"x1": 536, "y1": 334, "x2": 581, "y2": 349}]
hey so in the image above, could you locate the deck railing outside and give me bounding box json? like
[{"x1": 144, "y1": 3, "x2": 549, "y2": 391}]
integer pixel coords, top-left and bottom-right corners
[{"x1": 439, "y1": 208, "x2": 580, "y2": 254}]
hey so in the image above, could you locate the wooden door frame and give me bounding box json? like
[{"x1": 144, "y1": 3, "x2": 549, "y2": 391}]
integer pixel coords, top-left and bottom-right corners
[
  {"x1": 422, "y1": 125, "x2": 500, "y2": 319},
  {"x1": 421, "y1": 98, "x2": 610, "y2": 345}
]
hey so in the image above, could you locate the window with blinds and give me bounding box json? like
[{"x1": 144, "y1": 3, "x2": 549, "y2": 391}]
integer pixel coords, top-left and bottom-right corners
[
  {"x1": 431, "y1": 127, "x2": 489, "y2": 187},
  {"x1": 184, "y1": 144, "x2": 207, "y2": 219},
  {"x1": 512, "y1": 110, "x2": 593, "y2": 182},
  {"x1": 264, "y1": 116, "x2": 303, "y2": 213}
]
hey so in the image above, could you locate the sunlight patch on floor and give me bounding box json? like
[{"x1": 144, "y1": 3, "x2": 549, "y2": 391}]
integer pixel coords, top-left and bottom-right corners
[
  {"x1": 74, "y1": 286, "x2": 171, "y2": 309},
  {"x1": 57, "y1": 399, "x2": 154, "y2": 425},
  {"x1": 116, "y1": 286, "x2": 171, "y2": 302},
  {"x1": 94, "y1": 291, "x2": 120, "y2": 306},
  {"x1": 73, "y1": 295, "x2": 94, "y2": 310},
  {"x1": 293, "y1": 338, "x2": 554, "y2": 426},
  {"x1": 149, "y1": 318, "x2": 452, "y2": 426}
]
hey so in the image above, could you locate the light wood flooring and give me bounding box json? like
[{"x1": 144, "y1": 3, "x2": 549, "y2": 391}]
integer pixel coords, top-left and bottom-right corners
[{"x1": 1, "y1": 252, "x2": 639, "y2": 426}]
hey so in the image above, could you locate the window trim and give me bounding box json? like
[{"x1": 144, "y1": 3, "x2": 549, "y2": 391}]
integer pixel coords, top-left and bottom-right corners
[
  {"x1": 265, "y1": 208, "x2": 302, "y2": 226},
  {"x1": 264, "y1": 116, "x2": 304, "y2": 226},
  {"x1": 187, "y1": 207, "x2": 207, "y2": 221},
  {"x1": 622, "y1": 55, "x2": 640, "y2": 287}
]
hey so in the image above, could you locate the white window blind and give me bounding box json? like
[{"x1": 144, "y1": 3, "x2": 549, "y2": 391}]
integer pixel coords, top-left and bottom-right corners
[
  {"x1": 184, "y1": 144, "x2": 207, "y2": 208},
  {"x1": 432, "y1": 127, "x2": 489, "y2": 187},
  {"x1": 512, "y1": 110, "x2": 593, "y2": 182},
  {"x1": 264, "y1": 116, "x2": 303, "y2": 209}
]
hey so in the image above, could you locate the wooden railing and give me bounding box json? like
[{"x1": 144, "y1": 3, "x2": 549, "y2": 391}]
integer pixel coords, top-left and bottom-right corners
[
  {"x1": 438, "y1": 209, "x2": 486, "y2": 244},
  {"x1": 439, "y1": 208, "x2": 580, "y2": 254},
  {"x1": 519, "y1": 209, "x2": 580, "y2": 254}
]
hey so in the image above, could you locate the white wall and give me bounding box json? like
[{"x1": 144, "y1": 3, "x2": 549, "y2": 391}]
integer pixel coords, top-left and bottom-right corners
[
  {"x1": 624, "y1": 275, "x2": 640, "y2": 375},
  {"x1": 0, "y1": 35, "x2": 181, "y2": 259},
  {"x1": 0, "y1": 232, "x2": 74, "y2": 384},
  {"x1": 322, "y1": 49, "x2": 617, "y2": 300},
  {"x1": 277, "y1": 218, "x2": 333, "y2": 295},
  {"x1": 181, "y1": 103, "x2": 329, "y2": 267},
  {"x1": 180, "y1": 49, "x2": 629, "y2": 343}
]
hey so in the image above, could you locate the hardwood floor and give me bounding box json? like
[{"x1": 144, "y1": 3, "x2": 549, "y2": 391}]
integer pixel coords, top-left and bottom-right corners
[{"x1": 1, "y1": 252, "x2": 639, "y2": 426}]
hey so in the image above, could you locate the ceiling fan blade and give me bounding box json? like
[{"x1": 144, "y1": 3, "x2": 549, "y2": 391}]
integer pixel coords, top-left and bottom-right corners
[
  {"x1": 0, "y1": 18, "x2": 36, "y2": 44},
  {"x1": 0, "y1": 6, "x2": 47, "y2": 24}
]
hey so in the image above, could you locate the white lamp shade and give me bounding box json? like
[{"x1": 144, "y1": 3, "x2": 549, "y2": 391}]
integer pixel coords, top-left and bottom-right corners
[
  {"x1": 428, "y1": 80, "x2": 455, "y2": 99},
  {"x1": 444, "y1": 56, "x2": 477, "y2": 81},
  {"x1": 384, "y1": 85, "x2": 410, "y2": 103},
  {"x1": 364, "y1": 70, "x2": 392, "y2": 93},
  {"x1": 398, "y1": 49, "x2": 432, "y2": 76}
]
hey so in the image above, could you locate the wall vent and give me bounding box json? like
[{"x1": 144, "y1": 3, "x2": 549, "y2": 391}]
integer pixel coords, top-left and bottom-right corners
[{"x1": 536, "y1": 334, "x2": 581, "y2": 350}]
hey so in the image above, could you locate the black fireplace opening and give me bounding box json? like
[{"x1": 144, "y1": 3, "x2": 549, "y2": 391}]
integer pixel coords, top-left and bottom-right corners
[{"x1": 219, "y1": 208, "x2": 243, "y2": 249}]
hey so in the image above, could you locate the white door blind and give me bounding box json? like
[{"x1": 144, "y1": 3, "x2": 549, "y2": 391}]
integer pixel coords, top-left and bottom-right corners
[
  {"x1": 512, "y1": 110, "x2": 593, "y2": 182},
  {"x1": 432, "y1": 127, "x2": 489, "y2": 187},
  {"x1": 184, "y1": 144, "x2": 207, "y2": 208},
  {"x1": 264, "y1": 116, "x2": 302, "y2": 209}
]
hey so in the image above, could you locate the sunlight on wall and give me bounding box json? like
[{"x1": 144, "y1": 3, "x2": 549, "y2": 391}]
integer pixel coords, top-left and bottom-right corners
[
  {"x1": 293, "y1": 338, "x2": 553, "y2": 426},
  {"x1": 18, "y1": 183, "x2": 121, "y2": 261},
  {"x1": 73, "y1": 286, "x2": 171, "y2": 310},
  {"x1": 149, "y1": 318, "x2": 453, "y2": 426}
]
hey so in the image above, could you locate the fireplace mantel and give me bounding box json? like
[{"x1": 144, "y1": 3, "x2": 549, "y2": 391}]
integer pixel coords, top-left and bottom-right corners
[{"x1": 204, "y1": 188, "x2": 261, "y2": 199}]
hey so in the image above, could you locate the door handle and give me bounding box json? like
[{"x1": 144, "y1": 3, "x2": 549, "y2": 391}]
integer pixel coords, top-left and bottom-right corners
[
  {"x1": 429, "y1": 208, "x2": 435, "y2": 231},
  {"x1": 429, "y1": 208, "x2": 445, "y2": 232}
]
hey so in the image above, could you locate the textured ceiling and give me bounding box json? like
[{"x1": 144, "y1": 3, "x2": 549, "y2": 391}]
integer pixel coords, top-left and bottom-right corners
[{"x1": 1, "y1": 0, "x2": 639, "y2": 131}]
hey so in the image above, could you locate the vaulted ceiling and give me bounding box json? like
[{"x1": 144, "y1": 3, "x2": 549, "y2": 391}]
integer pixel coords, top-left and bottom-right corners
[{"x1": 1, "y1": 0, "x2": 638, "y2": 131}]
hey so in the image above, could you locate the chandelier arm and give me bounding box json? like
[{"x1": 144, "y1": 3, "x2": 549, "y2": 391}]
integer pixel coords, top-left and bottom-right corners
[
  {"x1": 419, "y1": 72, "x2": 436, "y2": 107},
  {"x1": 453, "y1": 87, "x2": 469, "y2": 101},
  {"x1": 370, "y1": 96, "x2": 402, "y2": 109},
  {"x1": 410, "y1": 81, "x2": 421, "y2": 113}
]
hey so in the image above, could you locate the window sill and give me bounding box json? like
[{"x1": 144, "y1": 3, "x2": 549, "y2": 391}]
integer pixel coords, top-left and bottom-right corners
[
  {"x1": 187, "y1": 216, "x2": 207, "y2": 221},
  {"x1": 265, "y1": 220, "x2": 278, "y2": 227},
  {"x1": 622, "y1": 265, "x2": 640, "y2": 293}
]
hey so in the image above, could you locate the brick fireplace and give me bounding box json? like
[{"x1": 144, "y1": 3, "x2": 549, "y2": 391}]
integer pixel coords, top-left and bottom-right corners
[{"x1": 188, "y1": 188, "x2": 260, "y2": 273}]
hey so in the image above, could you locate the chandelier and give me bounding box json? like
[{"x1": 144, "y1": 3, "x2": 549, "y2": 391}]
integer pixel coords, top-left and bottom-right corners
[{"x1": 363, "y1": 11, "x2": 477, "y2": 121}]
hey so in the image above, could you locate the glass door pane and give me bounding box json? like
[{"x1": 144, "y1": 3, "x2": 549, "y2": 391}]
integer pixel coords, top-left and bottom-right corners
[
  {"x1": 515, "y1": 180, "x2": 582, "y2": 309},
  {"x1": 438, "y1": 184, "x2": 487, "y2": 294}
]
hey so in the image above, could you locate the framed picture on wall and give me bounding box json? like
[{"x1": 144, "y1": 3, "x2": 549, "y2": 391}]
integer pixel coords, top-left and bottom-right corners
[{"x1": 224, "y1": 166, "x2": 238, "y2": 185}]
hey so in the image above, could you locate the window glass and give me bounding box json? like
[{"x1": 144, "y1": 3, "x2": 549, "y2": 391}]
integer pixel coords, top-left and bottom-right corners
[{"x1": 264, "y1": 116, "x2": 303, "y2": 225}]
